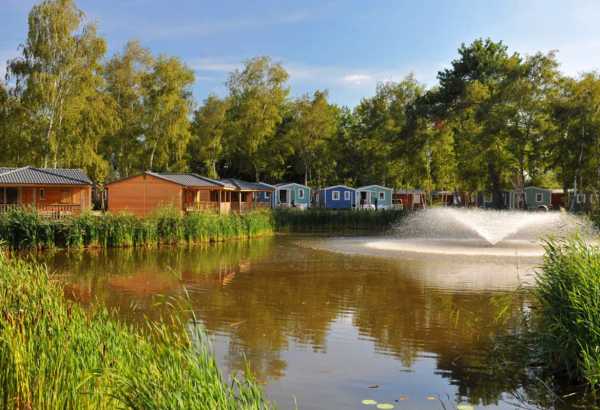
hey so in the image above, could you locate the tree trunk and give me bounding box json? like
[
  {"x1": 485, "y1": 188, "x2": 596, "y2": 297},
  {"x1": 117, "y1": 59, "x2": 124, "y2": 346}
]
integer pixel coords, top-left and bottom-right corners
[{"x1": 488, "y1": 160, "x2": 504, "y2": 209}]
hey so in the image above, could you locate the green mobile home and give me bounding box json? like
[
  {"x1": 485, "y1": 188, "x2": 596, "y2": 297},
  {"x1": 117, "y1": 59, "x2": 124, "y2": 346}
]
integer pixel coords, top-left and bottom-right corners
[
  {"x1": 524, "y1": 186, "x2": 551, "y2": 210},
  {"x1": 356, "y1": 185, "x2": 393, "y2": 209},
  {"x1": 274, "y1": 183, "x2": 311, "y2": 209}
]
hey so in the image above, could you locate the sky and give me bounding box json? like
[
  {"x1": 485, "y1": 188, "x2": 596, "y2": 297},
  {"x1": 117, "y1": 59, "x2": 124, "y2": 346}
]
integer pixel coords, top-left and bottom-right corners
[{"x1": 3, "y1": 0, "x2": 600, "y2": 107}]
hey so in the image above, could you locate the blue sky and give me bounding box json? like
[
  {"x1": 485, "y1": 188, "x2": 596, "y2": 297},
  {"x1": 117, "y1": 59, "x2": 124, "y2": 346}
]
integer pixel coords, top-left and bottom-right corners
[{"x1": 3, "y1": 0, "x2": 600, "y2": 107}]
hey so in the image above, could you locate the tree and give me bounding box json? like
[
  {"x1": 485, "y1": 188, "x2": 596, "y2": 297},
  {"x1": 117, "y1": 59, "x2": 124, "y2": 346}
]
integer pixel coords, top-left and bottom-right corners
[
  {"x1": 8, "y1": 0, "x2": 112, "y2": 180},
  {"x1": 102, "y1": 41, "x2": 153, "y2": 178},
  {"x1": 142, "y1": 56, "x2": 195, "y2": 171},
  {"x1": 286, "y1": 90, "x2": 337, "y2": 186},
  {"x1": 189, "y1": 95, "x2": 229, "y2": 178},
  {"x1": 225, "y1": 57, "x2": 289, "y2": 180}
]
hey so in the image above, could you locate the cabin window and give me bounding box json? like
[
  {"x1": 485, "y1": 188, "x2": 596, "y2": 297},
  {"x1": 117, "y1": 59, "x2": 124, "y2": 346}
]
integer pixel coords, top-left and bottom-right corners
[
  {"x1": 210, "y1": 190, "x2": 220, "y2": 202},
  {"x1": 536, "y1": 193, "x2": 543, "y2": 203},
  {"x1": 2, "y1": 188, "x2": 19, "y2": 204},
  {"x1": 241, "y1": 192, "x2": 248, "y2": 202},
  {"x1": 344, "y1": 191, "x2": 351, "y2": 201},
  {"x1": 61, "y1": 189, "x2": 72, "y2": 204},
  {"x1": 332, "y1": 191, "x2": 340, "y2": 200},
  {"x1": 39, "y1": 188, "x2": 45, "y2": 200},
  {"x1": 379, "y1": 192, "x2": 385, "y2": 200},
  {"x1": 264, "y1": 192, "x2": 270, "y2": 199},
  {"x1": 298, "y1": 189, "x2": 305, "y2": 199}
]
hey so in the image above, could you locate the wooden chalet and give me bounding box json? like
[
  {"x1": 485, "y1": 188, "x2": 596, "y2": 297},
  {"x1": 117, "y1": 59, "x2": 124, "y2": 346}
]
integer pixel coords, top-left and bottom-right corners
[
  {"x1": 106, "y1": 172, "x2": 273, "y2": 216},
  {"x1": 0, "y1": 166, "x2": 92, "y2": 217},
  {"x1": 393, "y1": 190, "x2": 426, "y2": 210},
  {"x1": 218, "y1": 178, "x2": 274, "y2": 212}
]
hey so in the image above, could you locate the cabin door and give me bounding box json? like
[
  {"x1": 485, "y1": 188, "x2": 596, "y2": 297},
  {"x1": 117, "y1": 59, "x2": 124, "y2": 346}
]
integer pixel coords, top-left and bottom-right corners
[
  {"x1": 360, "y1": 191, "x2": 368, "y2": 206},
  {"x1": 279, "y1": 189, "x2": 288, "y2": 204}
]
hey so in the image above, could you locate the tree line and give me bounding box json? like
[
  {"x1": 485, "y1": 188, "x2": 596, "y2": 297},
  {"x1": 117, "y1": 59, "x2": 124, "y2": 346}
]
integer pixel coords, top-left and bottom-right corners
[{"x1": 2, "y1": 0, "x2": 600, "y2": 208}]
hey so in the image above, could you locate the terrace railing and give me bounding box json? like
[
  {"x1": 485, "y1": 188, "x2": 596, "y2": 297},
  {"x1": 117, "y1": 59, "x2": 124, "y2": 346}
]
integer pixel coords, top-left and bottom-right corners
[
  {"x1": 185, "y1": 202, "x2": 220, "y2": 213},
  {"x1": 0, "y1": 203, "x2": 82, "y2": 219}
]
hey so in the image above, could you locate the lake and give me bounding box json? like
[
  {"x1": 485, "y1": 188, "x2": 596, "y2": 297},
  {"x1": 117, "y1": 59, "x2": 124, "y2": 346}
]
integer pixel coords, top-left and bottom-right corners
[{"x1": 40, "y1": 235, "x2": 540, "y2": 410}]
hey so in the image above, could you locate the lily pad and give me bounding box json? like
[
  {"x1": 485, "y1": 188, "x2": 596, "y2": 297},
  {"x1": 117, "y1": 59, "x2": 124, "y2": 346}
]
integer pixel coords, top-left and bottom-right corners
[
  {"x1": 456, "y1": 405, "x2": 474, "y2": 410},
  {"x1": 376, "y1": 404, "x2": 394, "y2": 409},
  {"x1": 361, "y1": 399, "x2": 378, "y2": 406}
]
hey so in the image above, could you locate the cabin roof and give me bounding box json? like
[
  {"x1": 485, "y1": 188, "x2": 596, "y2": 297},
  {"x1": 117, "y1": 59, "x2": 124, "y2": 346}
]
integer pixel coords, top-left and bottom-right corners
[
  {"x1": 357, "y1": 184, "x2": 393, "y2": 191},
  {"x1": 147, "y1": 172, "x2": 226, "y2": 188},
  {"x1": 219, "y1": 178, "x2": 274, "y2": 192},
  {"x1": 0, "y1": 166, "x2": 92, "y2": 185},
  {"x1": 322, "y1": 184, "x2": 356, "y2": 191},
  {"x1": 275, "y1": 182, "x2": 310, "y2": 189}
]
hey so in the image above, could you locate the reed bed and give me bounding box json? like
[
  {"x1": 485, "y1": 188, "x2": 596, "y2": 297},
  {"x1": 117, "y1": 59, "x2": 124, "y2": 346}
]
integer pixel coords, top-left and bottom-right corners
[
  {"x1": 534, "y1": 237, "x2": 600, "y2": 388},
  {"x1": 273, "y1": 208, "x2": 408, "y2": 232},
  {"x1": 0, "y1": 251, "x2": 271, "y2": 410},
  {"x1": 0, "y1": 207, "x2": 273, "y2": 250}
]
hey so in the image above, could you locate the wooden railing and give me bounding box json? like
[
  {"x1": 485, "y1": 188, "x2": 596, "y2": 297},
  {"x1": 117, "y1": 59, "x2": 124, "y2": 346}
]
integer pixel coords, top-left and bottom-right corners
[
  {"x1": 0, "y1": 204, "x2": 82, "y2": 219},
  {"x1": 185, "y1": 202, "x2": 220, "y2": 213}
]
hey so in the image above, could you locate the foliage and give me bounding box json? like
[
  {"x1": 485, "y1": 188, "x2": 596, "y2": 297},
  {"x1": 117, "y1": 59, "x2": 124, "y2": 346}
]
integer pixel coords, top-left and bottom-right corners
[
  {"x1": 0, "y1": 207, "x2": 273, "y2": 250},
  {"x1": 0, "y1": 251, "x2": 271, "y2": 409},
  {"x1": 2, "y1": 1, "x2": 600, "y2": 211},
  {"x1": 534, "y1": 238, "x2": 600, "y2": 388},
  {"x1": 273, "y1": 208, "x2": 407, "y2": 232}
]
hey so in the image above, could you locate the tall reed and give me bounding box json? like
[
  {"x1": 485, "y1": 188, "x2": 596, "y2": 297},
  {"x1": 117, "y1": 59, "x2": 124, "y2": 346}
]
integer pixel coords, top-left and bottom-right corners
[
  {"x1": 273, "y1": 208, "x2": 407, "y2": 232},
  {"x1": 534, "y1": 237, "x2": 600, "y2": 388},
  {"x1": 0, "y1": 207, "x2": 274, "y2": 250},
  {"x1": 0, "y1": 251, "x2": 271, "y2": 409}
]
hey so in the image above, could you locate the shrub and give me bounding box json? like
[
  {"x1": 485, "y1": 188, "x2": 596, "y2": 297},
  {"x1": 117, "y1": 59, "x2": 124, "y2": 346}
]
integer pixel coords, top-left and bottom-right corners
[{"x1": 273, "y1": 208, "x2": 407, "y2": 232}]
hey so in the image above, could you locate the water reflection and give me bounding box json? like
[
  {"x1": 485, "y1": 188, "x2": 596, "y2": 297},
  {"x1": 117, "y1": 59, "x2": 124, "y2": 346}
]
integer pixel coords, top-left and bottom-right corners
[{"x1": 41, "y1": 237, "x2": 537, "y2": 409}]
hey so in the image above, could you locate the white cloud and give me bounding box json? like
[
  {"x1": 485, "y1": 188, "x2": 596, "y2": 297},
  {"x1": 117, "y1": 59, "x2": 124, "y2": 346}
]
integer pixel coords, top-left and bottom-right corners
[{"x1": 341, "y1": 74, "x2": 372, "y2": 86}]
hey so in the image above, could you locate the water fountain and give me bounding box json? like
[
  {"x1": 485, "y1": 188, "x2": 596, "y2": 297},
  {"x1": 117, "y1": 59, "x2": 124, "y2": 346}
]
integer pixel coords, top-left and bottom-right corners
[{"x1": 305, "y1": 208, "x2": 593, "y2": 289}]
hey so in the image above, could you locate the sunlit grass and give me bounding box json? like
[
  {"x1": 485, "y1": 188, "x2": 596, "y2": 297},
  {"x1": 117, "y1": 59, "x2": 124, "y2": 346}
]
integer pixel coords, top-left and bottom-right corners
[{"x1": 0, "y1": 251, "x2": 272, "y2": 409}]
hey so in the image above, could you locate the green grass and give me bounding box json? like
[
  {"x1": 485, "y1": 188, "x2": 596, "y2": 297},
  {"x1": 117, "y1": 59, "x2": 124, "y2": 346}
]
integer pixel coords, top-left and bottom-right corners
[
  {"x1": 0, "y1": 207, "x2": 274, "y2": 250},
  {"x1": 534, "y1": 237, "x2": 600, "y2": 388},
  {"x1": 273, "y1": 208, "x2": 408, "y2": 232},
  {"x1": 0, "y1": 251, "x2": 271, "y2": 410}
]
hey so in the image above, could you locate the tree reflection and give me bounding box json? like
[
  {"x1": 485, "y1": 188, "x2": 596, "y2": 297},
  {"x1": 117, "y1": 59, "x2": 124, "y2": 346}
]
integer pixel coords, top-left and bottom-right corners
[{"x1": 39, "y1": 239, "x2": 575, "y2": 407}]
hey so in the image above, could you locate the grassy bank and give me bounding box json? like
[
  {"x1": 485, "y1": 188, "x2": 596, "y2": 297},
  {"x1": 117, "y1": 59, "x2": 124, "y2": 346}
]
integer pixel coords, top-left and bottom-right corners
[
  {"x1": 534, "y1": 237, "x2": 600, "y2": 389},
  {"x1": 273, "y1": 208, "x2": 408, "y2": 232},
  {"x1": 0, "y1": 207, "x2": 273, "y2": 250},
  {"x1": 0, "y1": 251, "x2": 270, "y2": 409}
]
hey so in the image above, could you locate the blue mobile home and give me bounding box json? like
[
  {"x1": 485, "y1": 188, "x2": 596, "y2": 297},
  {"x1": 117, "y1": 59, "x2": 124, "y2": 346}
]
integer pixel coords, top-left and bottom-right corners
[
  {"x1": 274, "y1": 183, "x2": 311, "y2": 209},
  {"x1": 315, "y1": 185, "x2": 356, "y2": 209}
]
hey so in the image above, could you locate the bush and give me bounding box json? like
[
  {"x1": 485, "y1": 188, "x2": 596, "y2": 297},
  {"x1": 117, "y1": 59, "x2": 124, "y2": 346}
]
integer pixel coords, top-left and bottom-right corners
[
  {"x1": 273, "y1": 208, "x2": 407, "y2": 232},
  {"x1": 535, "y1": 237, "x2": 600, "y2": 387},
  {"x1": 0, "y1": 252, "x2": 271, "y2": 409},
  {"x1": 0, "y1": 208, "x2": 274, "y2": 250}
]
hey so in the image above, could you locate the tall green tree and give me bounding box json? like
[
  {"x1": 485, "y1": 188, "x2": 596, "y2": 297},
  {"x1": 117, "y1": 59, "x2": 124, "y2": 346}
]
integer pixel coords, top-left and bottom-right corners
[
  {"x1": 102, "y1": 41, "x2": 153, "y2": 178},
  {"x1": 189, "y1": 95, "x2": 229, "y2": 178},
  {"x1": 142, "y1": 56, "x2": 195, "y2": 171},
  {"x1": 225, "y1": 56, "x2": 289, "y2": 180},
  {"x1": 286, "y1": 90, "x2": 337, "y2": 186},
  {"x1": 8, "y1": 0, "x2": 113, "y2": 180}
]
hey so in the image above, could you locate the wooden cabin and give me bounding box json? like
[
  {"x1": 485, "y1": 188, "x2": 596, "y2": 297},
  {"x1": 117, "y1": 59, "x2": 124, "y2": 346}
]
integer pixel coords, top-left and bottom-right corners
[
  {"x1": 274, "y1": 183, "x2": 311, "y2": 209},
  {"x1": 315, "y1": 185, "x2": 356, "y2": 209},
  {"x1": 356, "y1": 185, "x2": 393, "y2": 209},
  {"x1": 106, "y1": 172, "x2": 230, "y2": 216},
  {"x1": 551, "y1": 189, "x2": 566, "y2": 210},
  {"x1": 393, "y1": 190, "x2": 426, "y2": 210},
  {"x1": 524, "y1": 186, "x2": 552, "y2": 210},
  {"x1": 0, "y1": 166, "x2": 92, "y2": 217},
  {"x1": 218, "y1": 178, "x2": 275, "y2": 211}
]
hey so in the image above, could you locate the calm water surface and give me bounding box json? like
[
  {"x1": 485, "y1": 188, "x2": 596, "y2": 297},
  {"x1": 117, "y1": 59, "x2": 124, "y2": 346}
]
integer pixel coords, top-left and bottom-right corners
[{"x1": 41, "y1": 236, "x2": 540, "y2": 410}]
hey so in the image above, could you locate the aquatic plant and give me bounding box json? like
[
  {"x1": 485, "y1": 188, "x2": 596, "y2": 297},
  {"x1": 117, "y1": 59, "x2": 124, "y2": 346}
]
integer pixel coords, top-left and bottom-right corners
[
  {"x1": 0, "y1": 207, "x2": 273, "y2": 250},
  {"x1": 535, "y1": 237, "x2": 600, "y2": 388},
  {"x1": 273, "y1": 208, "x2": 407, "y2": 232},
  {"x1": 0, "y1": 251, "x2": 271, "y2": 409}
]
